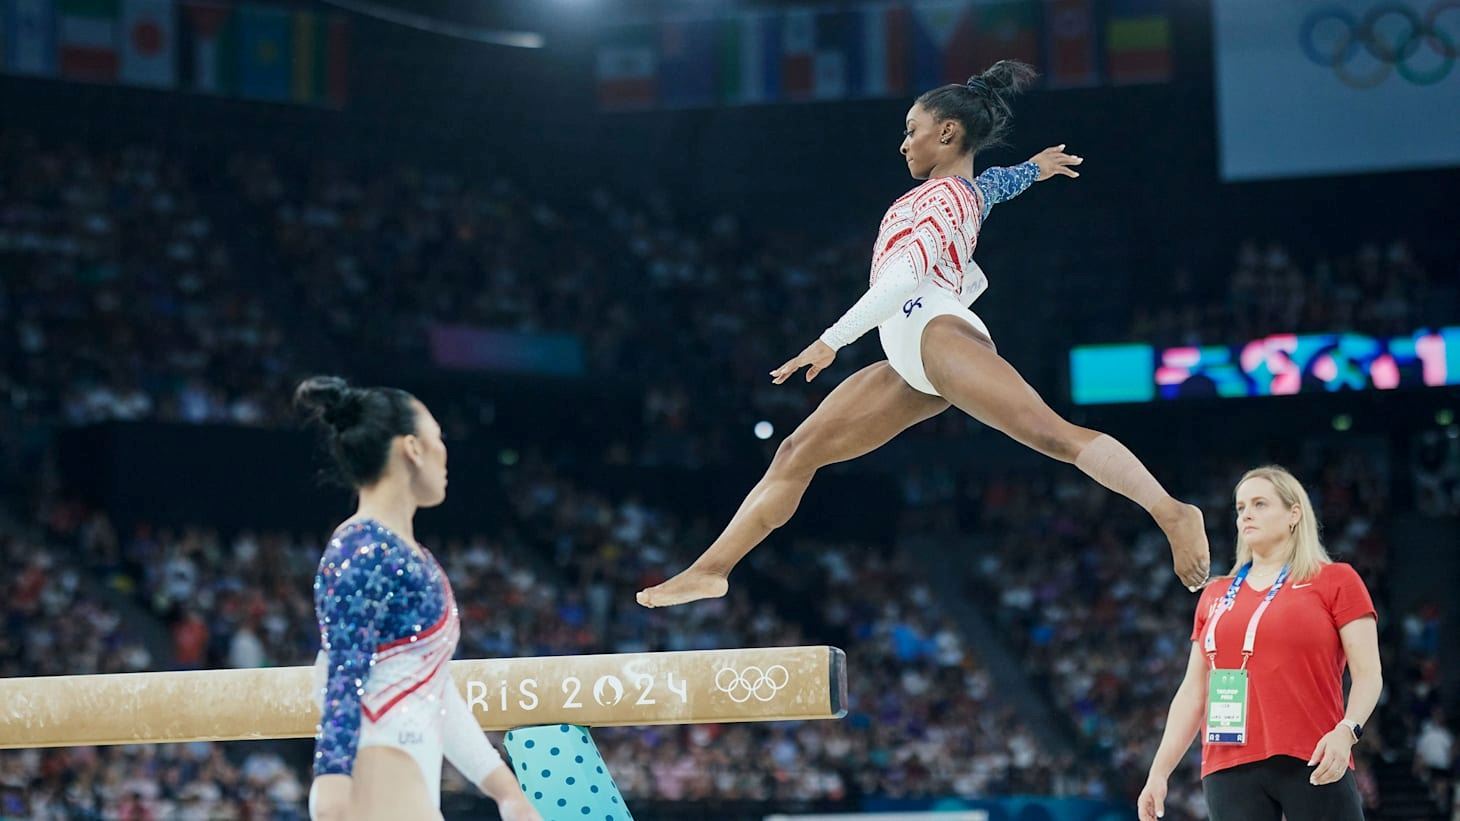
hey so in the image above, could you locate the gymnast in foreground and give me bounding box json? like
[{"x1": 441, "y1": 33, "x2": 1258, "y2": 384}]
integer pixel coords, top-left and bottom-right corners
[
  {"x1": 640, "y1": 61, "x2": 1210, "y2": 609},
  {"x1": 297, "y1": 376, "x2": 539, "y2": 821}
]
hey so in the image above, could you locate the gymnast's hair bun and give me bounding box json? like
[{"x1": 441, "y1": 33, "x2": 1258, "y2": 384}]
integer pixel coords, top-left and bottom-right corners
[
  {"x1": 295, "y1": 375, "x2": 361, "y2": 432},
  {"x1": 295, "y1": 376, "x2": 418, "y2": 487}
]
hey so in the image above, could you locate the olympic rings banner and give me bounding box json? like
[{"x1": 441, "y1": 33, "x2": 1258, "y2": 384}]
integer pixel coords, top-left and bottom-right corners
[
  {"x1": 1069, "y1": 325, "x2": 1460, "y2": 404},
  {"x1": 1213, "y1": 0, "x2": 1460, "y2": 180}
]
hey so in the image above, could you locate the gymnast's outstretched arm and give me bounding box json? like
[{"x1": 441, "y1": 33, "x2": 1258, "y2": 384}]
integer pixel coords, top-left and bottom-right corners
[
  {"x1": 973, "y1": 159, "x2": 1039, "y2": 220},
  {"x1": 817, "y1": 252, "x2": 921, "y2": 353},
  {"x1": 975, "y1": 147, "x2": 1080, "y2": 220}
]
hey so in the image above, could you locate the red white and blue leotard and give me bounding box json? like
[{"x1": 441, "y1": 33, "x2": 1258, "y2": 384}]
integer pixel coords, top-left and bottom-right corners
[
  {"x1": 820, "y1": 161, "x2": 1038, "y2": 351},
  {"x1": 311, "y1": 519, "x2": 502, "y2": 807}
]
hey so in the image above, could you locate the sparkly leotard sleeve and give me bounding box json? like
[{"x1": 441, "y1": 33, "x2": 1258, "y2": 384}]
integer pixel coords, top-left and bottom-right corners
[
  {"x1": 312, "y1": 520, "x2": 456, "y2": 778},
  {"x1": 973, "y1": 160, "x2": 1038, "y2": 222},
  {"x1": 819, "y1": 160, "x2": 1038, "y2": 351}
]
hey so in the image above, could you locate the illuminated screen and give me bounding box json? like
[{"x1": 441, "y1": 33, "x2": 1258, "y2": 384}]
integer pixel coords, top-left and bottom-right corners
[
  {"x1": 428, "y1": 325, "x2": 585, "y2": 376},
  {"x1": 1070, "y1": 327, "x2": 1460, "y2": 405}
]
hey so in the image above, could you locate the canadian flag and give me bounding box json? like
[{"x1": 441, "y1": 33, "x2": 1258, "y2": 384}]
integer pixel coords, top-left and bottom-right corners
[{"x1": 120, "y1": 0, "x2": 175, "y2": 87}]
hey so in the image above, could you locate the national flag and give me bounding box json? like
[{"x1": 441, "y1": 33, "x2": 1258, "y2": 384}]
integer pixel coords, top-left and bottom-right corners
[
  {"x1": 180, "y1": 1, "x2": 233, "y2": 94},
  {"x1": 597, "y1": 22, "x2": 656, "y2": 109},
  {"x1": 969, "y1": 1, "x2": 1038, "y2": 69},
  {"x1": 1044, "y1": 0, "x2": 1097, "y2": 87},
  {"x1": 860, "y1": 2, "x2": 908, "y2": 97},
  {"x1": 718, "y1": 11, "x2": 778, "y2": 105},
  {"x1": 910, "y1": 0, "x2": 973, "y2": 87},
  {"x1": 811, "y1": 9, "x2": 857, "y2": 100},
  {"x1": 58, "y1": 0, "x2": 118, "y2": 81},
  {"x1": 290, "y1": 10, "x2": 348, "y2": 107},
  {"x1": 781, "y1": 7, "x2": 814, "y2": 99},
  {"x1": 4, "y1": 0, "x2": 58, "y2": 76},
  {"x1": 119, "y1": 0, "x2": 174, "y2": 88},
  {"x1": 322, "y1": 12, "x2": 346, "y2": 104},
  {"x1": 235, "y1": 4, "x2": 290, "y2": 101},
  {"x1": 659, "y1": 16, "x2": 717, "y2": 108},
  {"x1": 1106, "y1": 0, "x2": 1171, "y2": 83}
]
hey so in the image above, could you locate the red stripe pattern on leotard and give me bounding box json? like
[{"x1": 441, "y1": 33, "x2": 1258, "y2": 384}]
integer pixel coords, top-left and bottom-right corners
[{"x1": 870, "y1": 176, "x2": 985, "y2": 297}]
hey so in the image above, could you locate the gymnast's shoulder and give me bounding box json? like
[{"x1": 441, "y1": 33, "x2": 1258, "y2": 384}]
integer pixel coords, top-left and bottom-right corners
[{"x1": 322, "y1": 518, "x2": 407, "y2": 564}]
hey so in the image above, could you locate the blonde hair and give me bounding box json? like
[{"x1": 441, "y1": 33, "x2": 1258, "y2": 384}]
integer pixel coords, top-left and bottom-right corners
[{"x1": 1233, "y1": 465, "x2": 1332, "y2": 582}]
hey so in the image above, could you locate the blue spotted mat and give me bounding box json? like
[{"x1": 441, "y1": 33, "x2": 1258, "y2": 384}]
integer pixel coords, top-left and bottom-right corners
[{"x1": 504, "y1": 725, "x2": 632, "y2": 820}]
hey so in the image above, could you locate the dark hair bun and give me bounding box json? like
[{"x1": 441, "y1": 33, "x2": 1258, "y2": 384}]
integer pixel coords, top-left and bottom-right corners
[
  {"x1": 972, "y1": 60, "x2": 1038, "y2": 100},
  {"x1": 294, "y1": 376, "x2": 361, "y2": 432},
  {"x1": 295, "y1": 376, "x2": 419, "y2": 487},
  {"x1": 919, "y1": 59, "x2": 1037, "y2": 155}
]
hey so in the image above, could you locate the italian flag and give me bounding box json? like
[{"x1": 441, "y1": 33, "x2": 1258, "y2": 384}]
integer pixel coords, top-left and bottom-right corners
[{"x1": 59, "y1": 0, "x2": 119, "y2": 82}]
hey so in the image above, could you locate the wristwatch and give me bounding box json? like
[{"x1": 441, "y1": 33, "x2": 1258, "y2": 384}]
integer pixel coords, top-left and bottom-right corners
[{"x1": 1340, "y1": 720, "x2": 1364, "y2": 742}]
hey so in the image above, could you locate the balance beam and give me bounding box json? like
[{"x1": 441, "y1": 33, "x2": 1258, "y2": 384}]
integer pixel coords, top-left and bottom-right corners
[{"x1": 0, "y1": 645, "x2": 846, "y2": 749}]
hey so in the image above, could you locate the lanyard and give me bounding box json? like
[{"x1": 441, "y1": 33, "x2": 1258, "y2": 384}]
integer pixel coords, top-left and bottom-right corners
[{"x1": 1202, "y1": 561, "x2": 1290, "y2": 669}]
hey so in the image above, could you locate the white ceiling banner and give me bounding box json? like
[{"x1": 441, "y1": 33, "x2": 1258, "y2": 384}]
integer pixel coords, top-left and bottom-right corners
[{"x1": 1214, "y1": 0, "x2": 1460, "y2": 180}]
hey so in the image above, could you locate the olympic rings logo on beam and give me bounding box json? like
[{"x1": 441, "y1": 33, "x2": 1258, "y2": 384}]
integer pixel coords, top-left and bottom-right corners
[
  {"x1": 713, "y1": 664, "x2": 790, "y2": 703},
  {"x1": 1299, "y1": 2, "x2": 1459, "y2": 87}
]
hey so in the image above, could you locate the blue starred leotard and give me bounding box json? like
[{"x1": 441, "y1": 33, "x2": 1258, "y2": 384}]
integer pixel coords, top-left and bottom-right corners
[{"x1": 312, "y1": 519, "x2": 456, "y2": 778}]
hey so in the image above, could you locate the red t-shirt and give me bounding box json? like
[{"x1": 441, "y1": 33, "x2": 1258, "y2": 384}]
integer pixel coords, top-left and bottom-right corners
[{"x1": 1190, "y1": 561, "x2": 1376, "y2": 777}]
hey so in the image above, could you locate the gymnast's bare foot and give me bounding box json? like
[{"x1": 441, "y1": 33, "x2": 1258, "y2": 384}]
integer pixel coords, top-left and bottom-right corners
[
  {"x1": 636, "y1": 569, "x2": 729, "y2": 608},
  {"x1": 1156, "y1": 499, "x2": 1211, "y2": 591}
]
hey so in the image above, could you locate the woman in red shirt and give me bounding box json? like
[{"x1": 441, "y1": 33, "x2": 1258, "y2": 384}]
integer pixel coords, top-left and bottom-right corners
[{"x1": 1138, "y1": 465, "x2": 1382, "y2": 821}]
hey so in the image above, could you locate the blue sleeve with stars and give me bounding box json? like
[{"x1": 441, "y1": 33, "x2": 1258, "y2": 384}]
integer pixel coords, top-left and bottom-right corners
[
  {"x1": 974, "y1": 160, "x2": 1039, "y2": 221},
  {"x1": 312, "y1": 524, "x2": 388, "y2": 778}
]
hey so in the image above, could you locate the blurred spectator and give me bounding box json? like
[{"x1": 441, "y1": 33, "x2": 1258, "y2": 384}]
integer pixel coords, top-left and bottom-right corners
[
  {"x1": 1416, "y1": 707, "x2": 1455, "y2": 811},
  {"x1": 1132, "y1": 239, "x2": 1456, "y2": 346},
  {"x1": 0, "y1": 133, "x2": 294, "y2": 428}
]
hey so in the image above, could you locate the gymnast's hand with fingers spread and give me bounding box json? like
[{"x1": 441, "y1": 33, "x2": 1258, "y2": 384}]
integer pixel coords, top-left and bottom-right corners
[
  {"x1": 771, "y1": 339, "x2": 836, "y2": 384},
  {"x1": 1029, "y1": 144, "x2": 1083, "y2": 181}
]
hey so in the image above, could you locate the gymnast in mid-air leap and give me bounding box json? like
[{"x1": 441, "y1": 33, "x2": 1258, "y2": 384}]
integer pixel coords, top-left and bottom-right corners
[{"x1": 639, "y1": 61, "x2": 1211, "y2": 610}]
